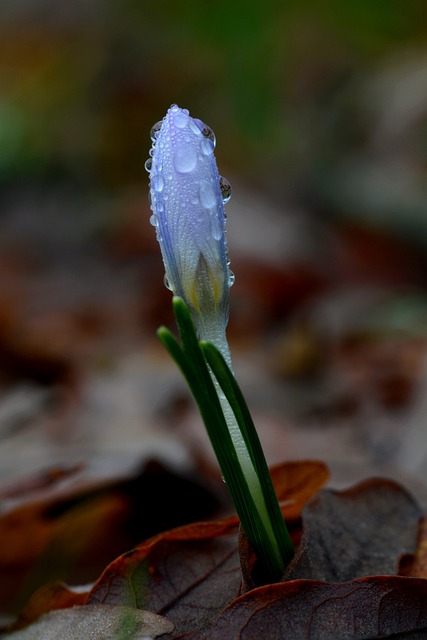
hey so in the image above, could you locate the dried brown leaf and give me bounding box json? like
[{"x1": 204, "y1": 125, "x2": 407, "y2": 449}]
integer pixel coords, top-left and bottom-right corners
[
  {"x1": 283, "y1": 478, "x2": 422, "y2": 583},
  {"x1": 187, "y1": 576, "x2": 427, "y2": 640},
  {"x1": 270, "y1": 460, "x2": 330, "y2": 521},
  {"x1": 87, "y1": 518, "x2": 241, "y2": 636},
  {"x1": 3, "y1": 605, "x2": 174, "y2": 639}
]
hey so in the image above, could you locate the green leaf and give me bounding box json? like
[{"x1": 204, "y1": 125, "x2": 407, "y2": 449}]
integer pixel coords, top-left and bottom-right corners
[
  {"x1": 201, "y1": 341, "x2": 295, "y2": 569},
  {"x1": 158, "y1": 297, "x2": 294, "y2": 581}
]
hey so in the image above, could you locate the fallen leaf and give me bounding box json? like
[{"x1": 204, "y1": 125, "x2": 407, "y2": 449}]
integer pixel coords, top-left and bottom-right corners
[
  {"x1": 270, "y1": 460, "x2": 330, "y2": 520},
  {"x1": 88, "y1": 518, "x2": 242, "y2": 636},
  {"x1": 10, "y1": 582, "x2": 86, "y2": 631},
  {"x1": 7, "y1": 461, "x2": 328, "y2": 634},
  {"x1": 283, "y1": 478, "x2": 422, "y2": 583},
  {"x1": 2, "y1": 605, "x2": 174, "y2": 639},
  {"x1": 8, "y1": 469, "x2": 426, "y2": 639},
  {"x1": 82, "y1": 461, "x2": 329, "y2": 635},
  {"x1": 0, "y1": 492, "x2": 131, "y2": 615},
  {"x1": 0, "y1": 459, "x2": 222, "y2": 616},
  {"x1": 187, "y1": 576, "x2": 427, "y2": 640}
]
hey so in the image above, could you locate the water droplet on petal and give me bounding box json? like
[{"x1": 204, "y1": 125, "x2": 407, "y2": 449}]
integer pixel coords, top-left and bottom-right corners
[
  {"x1": 173, "y1": 111, "x2": 187, "y2": 129},
  {"x1": 201, "y1": 138, "x2": 215, "y2": 156},
  {"x1": 210, "y1": 215, "x2": 222, "y2": 240},
  {"x1": 151, "y1": 174, "x2": 164, "y2": 192},
  {"x1": 228, "y1": 270, "x2": 235, "y2": 287},
  {"x1": 219, "y1": 176, "x2": 232, "y2": 203},
  {"x1": 150, "y1": 214, "x2": 158, "y2": 227},
  {"x1": 201, "y1": 125, "x2": 216, "y2": 146},
  {"x1": 174, "y1": 144, "x2": 197, "y2": 173},
  {"x1": 150, "y1": 121, "x2": 163, "y2": 141},
  {"x1": 193, "y1": 117, "x2": 204, "y2": 130},
  {"x1": 199, "y1": 181, "x2": 216, "y2": 208},
  {"x1": 163, "y1": 274, "x2": 173, "y2": 291},
  {"x1": 144, "y1": 158, "x2": 152, "y2": 172},
  {"x1": 189, "y1": 118, "x2": 203, "y2": 136}
]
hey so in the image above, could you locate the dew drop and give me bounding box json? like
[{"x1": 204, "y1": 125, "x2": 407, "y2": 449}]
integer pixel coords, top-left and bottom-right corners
[
  {"x1": 190, "y1": 193, "x2": 199, "y2": 205},
  {"x1": 174, "y1": 144, "x2": 197, "y2": 173},
  {"x1": 199, "y1": 181, "x2": 216, "y2": 208},
  {"x1": 201, "y1": 125, "x2": 216, "y2": 146},
  {"x1": 173, "y1": 111, "x2": 187, "y2": 129},
  {"x1": 189, "y1": 118, "x2": 202, "y2": 136},
  {"x1": 149, "y1": 214, "x2": 158, "y2": 227},
  {"x1": 210, "y1": 215, "x2": 222, "y2": 241},
  {"x1": 151, "y1": 174, "x2": 164, "y2": 192},
  {"x1": 163, "y1": 274, "x2": 173, "y2": 291},
  {"x1": 219, "y1": 176, "x2": 232, "y2": 203},
  {"x1": 200, "y1": 138, "x2": 215, "y2": 156},
  {"x1": 228, "y1": 270, "x2": 235, "y2": 287},
  {"x1": 150, "y1": 121, "x2": 163, "y2": 141}
]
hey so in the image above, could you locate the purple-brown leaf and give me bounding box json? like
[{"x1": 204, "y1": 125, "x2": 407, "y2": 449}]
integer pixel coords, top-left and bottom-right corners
[
  {"x1": 187, "y1": 576, "x2": 427, "y2": 640},
  {"x1": 283, "y1": 478, "x2": 422, "y2": 583}
]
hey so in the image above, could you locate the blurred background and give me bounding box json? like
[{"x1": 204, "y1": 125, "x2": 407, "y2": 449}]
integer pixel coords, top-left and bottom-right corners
[{"x1": 1, "y1": 0, "x2": 427, "y2": 614}]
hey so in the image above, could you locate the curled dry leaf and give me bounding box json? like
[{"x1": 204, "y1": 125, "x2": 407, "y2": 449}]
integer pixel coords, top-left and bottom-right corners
[{"x1": 269, "y1": 460, "x2": 330, "y2": 521}]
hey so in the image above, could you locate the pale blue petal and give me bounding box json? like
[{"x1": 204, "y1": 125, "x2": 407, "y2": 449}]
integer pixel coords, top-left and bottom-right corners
[{"x1": 148, "y1": 105, "x2": 232, "y2": 349}]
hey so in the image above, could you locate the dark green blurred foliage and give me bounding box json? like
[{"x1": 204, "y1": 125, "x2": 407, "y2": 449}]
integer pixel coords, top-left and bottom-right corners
[{"x1": 0, "y1": 0, "x2": 426, "y2": 234}]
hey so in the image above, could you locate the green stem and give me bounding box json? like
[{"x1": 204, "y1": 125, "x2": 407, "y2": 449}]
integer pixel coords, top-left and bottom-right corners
[
  {"x1": 158, "y1": 297, "x2": 294, "y2": 581},
  {"x1": 201, "y1": 341, "x2": 295, "y2": 572}
]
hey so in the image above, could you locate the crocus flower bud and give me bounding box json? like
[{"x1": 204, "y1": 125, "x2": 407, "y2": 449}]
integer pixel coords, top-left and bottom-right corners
[{"x1": 147, "y1": 105, "x2": 232, "y2": 360}]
